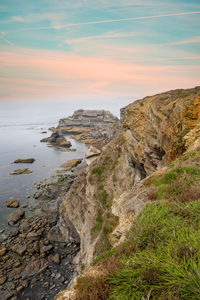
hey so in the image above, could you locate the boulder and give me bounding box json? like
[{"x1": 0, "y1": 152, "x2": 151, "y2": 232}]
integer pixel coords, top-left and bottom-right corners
[
  {"x1": 11, "y1": 244, "x2": 27, "y2": 256},
  {"x1": 8, "y1": 209, "x2": 25, "y2": 225},
  {"x1": 50, "y1": 253, "x2": 60, "y2": 264},
  {"x1": 59, "y1": 158, "x2": 82, "y2": 169},
  {"x1": 85, "y1": 146, "x2": 101, "y2": 165},
  {"x1": 0, "y1": 275, "x2": 7, "y2": 285},
  {"x1": 13, "y1": 158, "x2": 35, "y2": 163},
  {"x1": 6, "y1": 199, "x2": 19, "y2": 208},
  {"x1": 41, "y1": 132, "x2": 72, "y2": 148},
  {"x1": 10, "y1": 168, "x2": 32, "y2": 175},
  {"x1": 0, "y1": 247, "x2": 7, "y2": 256}
]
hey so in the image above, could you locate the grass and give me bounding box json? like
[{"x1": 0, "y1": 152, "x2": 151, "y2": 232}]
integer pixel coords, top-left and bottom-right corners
[
  {"x1": 151, "y1": 166, "x2": 200, "y2": 201},
  {"x1": 75, "y1": 199, "x2": 200, "y2": 299},
  {"x1": 74, "y1": 159, "x2": 200, "y2": 300},
  {"x1": 107, "y1": 201, "x2": 200, "y2": 299}
]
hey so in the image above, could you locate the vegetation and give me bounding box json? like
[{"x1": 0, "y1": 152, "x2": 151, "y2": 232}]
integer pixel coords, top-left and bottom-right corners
[{"x1": 74, "y1": 156, "x2": 200, "y2": 300}]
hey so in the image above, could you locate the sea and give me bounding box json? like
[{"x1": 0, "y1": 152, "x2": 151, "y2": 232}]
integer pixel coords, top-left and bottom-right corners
[{"x1": 0, "y1": 99, "x2": 125, "y2": 235}]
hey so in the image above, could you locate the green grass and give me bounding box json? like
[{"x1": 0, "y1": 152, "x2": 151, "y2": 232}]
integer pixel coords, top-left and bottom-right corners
[
  {"x1": 107, "y1": 200, "x2": 200, "y2": 299},
  {"x1": 153, "y1": 166, "x2": 200, "y2": 186},
  {"x1": 152, "y1": 166, "x2": 200, "y2": 200},
  {"x1": 92, "y1": 165, "x2": 105, "y2": 177},
  {"x1": 74, "y1": 157, "x2": 200, "y2": 300},
  {"x1": 75, "y1": 199, "x2": 200, "y2": 300},
  {"x1": 180, "y1": 151, "x2": 200, "y2": 161}
]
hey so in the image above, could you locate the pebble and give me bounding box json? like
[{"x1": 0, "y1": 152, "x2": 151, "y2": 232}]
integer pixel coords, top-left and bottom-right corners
[
  {"x1": 43, "y1": 282, "x2": 49, "y2": 288},
  {"x1": 16, "y1": 285, "x2": 24, "y2": 293},
  {"x1": 0, "y1": 247, "x2": 7, "y2": 256},
  {"x1": 50, "y1": 284, "x2": 56, "y2": 290},
  {"x1": 5, "y1": 292, "x2": 14, "y2": 300},
  {"x1": 0, "y1": 275, "x2": 7, "y2": 285},
  {"x1": 55, "y1": 273, "x2": 61, "y2": 280},
  {"x1": 51, "y1": 253, "x2": 60, "y2": 264}
]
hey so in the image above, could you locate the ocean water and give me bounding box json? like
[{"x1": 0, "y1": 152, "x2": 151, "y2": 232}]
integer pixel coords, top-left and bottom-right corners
[
  {"x1": 0, "y1": 98, "x2": 128, "y2": 234},
  {"x1": 0, "y1": 101, "x2": 90, "y2": 233}
]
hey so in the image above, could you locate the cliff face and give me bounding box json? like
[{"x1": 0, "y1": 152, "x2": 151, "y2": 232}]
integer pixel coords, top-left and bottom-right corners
[
  {"x1": 57, "y1": 109, "x2": 120, "y2": 146},
  {"x1": 57, "y1": 86, "x2": 200, "y2": 272}
]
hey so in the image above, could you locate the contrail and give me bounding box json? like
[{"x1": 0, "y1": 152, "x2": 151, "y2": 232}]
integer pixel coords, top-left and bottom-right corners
[
  {"x1": 16, "y1": 11, "x2": 200, "y2": 31},
  {"x1": 66, "y1": 11, "x2": 200, "y2": 27}
]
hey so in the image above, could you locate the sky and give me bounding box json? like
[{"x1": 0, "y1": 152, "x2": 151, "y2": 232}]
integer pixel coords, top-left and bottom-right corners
[{"x1": 0, "y1": 0, "x2": 200, "y2": 103}]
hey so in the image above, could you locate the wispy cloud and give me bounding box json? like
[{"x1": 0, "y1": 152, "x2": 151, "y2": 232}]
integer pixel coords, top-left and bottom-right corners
[
  {"x1": 0, "y1": 32, "x2": 14, "y2": 46},
  {"x1": 65, "y1": 32, "x2": 138, "y2": 45},
  {"x1": 0, "y1": 48, "x2": 199, "y2": 100},
  {"x1": 169, "y1": 36, "x2": 200, "y2": 46},
  {"x1": 11, "y1": 16, "x2": 24, "y2": 22}
]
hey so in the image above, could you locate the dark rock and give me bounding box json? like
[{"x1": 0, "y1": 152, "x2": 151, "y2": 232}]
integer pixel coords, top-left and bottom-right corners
[
  {"x1": 27, "y1": 230, "x2": 43, "y2": 240},
  {"x1": 9, "y1": 228, "x2": 19, "y2": 237},
  {"x1": 0, "y1": 275, "x2": 7, "y2": 285},
  {"x1": 13, "y1": 158, "x2": 35, "y2": 164},
  {"x1": 50, "y1": 253, "x2": 60, "y2": 264},
  {"x1": 5, "y1": 292, "x2": 14, "y2": 300},
  {"x1": 40, "y1": 132, "x2": 72, "y2": 148},
  {"x1": 0, "y1": 247, "x2": 7, "y2": 256},
  {"x1": 40, "y1": 245, "x2": 53, "y2": 254},
  {"x1": 8, "y1": 209, "x2": 25, "y2": 225},
  {"x1": 11, "y1": 244, "x2": 27, "y2": 256}
]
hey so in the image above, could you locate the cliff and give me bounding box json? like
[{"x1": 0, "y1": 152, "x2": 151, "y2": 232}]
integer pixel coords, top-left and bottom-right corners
[
  {"x1": 55, "y1": 86, "x2": 200, "y2": 299},
  {"x1": 56, "y1": 109, "x2": 120, "y2": 147}
]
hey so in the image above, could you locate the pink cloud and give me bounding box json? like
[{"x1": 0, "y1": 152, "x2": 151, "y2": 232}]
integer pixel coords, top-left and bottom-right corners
[{"x1": 0, "y1": 48, "x2": 199, "y2": 100}]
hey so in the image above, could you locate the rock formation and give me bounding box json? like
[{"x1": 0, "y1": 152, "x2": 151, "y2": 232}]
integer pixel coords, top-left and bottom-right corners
[
  {"x1": 54, "y1": 86, "x2": 200, "y2": 298},
  {"x1": 13, "y1": 158, "x2": 35, "y2": 164},
  {"x1": 55, "y1": 109, "x2": 120, "y2": 147},
  {"x1": 10, "y1": 168, "x2": 32, "y2": 175},
  {"x1": 40, "y1": 132, "x2": 72, "y2": 148}
]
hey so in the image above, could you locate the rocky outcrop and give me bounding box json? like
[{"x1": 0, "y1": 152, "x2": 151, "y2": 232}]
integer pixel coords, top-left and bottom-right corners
[
  {"x1": 85, "y1": 146, "x2": 101, "y2": 165},
  {"x1": 6, "y1": 199, "x2": 19, "y2": 208},
  {"x1": 56, "y1": 86, "x2": 200, "y2": 273},
  {"x1": 13, "y1": 158, "x2": 35, "y2": 164},
  {"x1": 0, "y1": 175, "x2": 80, "y2": 300},
  {"x1": 10, "y1": 168, "x2": 32, "y2": 175},
  {"x1": 41, "y1": 132, "x2": 72, "y2": 148},
  {"x1": 8, "y1": 209, "x2": 25, "y2": 225},
  {"x1": 56, "y1": 109, "x2": 120, "y2": 147}
]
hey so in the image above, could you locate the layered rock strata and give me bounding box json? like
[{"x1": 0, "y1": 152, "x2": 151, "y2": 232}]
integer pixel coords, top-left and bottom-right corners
[
  {"x1": 55, "y1": 86, "x2": 200, "y2": 275},
  {"x1": 55, "y1": 109, "x2": 120, "y2": 147}
]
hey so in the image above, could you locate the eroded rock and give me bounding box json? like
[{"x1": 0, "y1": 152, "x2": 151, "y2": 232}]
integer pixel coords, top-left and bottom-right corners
[
  {"x1": 6, "y1": 199, "x2": 19, "y2": 208},
  {"x1": 13, "y1": 158, "x2": 35, "y2": 164},
  {"x1": 10, "y1": 168, "x2": 32, "y2": 175},
  {"x1": 8, "y1": 209, "x2": 25, "y2": 225}
]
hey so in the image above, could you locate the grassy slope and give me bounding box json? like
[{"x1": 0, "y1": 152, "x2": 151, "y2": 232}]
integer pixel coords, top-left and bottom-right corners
[{"x1": 74, "y1": 152, "x2": 200, "y2": 300}]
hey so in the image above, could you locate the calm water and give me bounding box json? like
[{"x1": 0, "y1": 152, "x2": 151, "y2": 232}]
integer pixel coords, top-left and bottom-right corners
[{"x1": 0, "y1": 101, "x2": 89, "y2": 233}]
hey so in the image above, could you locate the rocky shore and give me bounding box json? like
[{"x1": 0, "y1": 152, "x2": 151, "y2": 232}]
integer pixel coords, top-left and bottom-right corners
[
  {"x1": 46, "y1": 109, "x2": 120, "y2": 148},
  {"x1": 0, "y1": 109, "x2": 119, "y2": 300},
  {"x1": 0, "y1": 171, "x2": 81, "y2": 300}
]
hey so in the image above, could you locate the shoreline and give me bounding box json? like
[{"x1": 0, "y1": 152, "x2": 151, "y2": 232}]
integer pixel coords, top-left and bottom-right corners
[
  {"x1": 0, "y1": 166, "x2": 84, "y2": 300},
  {"x1": 0, "y1": 109, "x2": 119, "y2": 299}
]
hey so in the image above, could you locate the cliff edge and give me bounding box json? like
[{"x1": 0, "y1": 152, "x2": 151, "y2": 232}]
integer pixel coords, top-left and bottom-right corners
[{"x1": 56, "y1": 86, "x2": 200, "y2": 299}]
